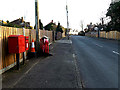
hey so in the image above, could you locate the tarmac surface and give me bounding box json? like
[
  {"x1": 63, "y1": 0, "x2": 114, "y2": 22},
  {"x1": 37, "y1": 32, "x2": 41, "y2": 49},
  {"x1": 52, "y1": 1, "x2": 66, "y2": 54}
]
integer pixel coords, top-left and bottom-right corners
[
  {"x1": 2, "y1": 37, "x2": 82, "y2": 89},
  {"x1": 71, "y1": 35, "x2": 119, "y2": 88}
]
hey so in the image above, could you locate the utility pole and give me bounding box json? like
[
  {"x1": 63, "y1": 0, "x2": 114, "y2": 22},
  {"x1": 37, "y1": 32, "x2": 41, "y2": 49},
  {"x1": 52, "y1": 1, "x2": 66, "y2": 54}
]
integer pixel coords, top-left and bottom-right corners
[
  {"x1": 35, "y1": 0, "x2": 40, "y2": 54},
  {"x1": 66, "y1": 1, "x2": 69, "y2": 40},
  {"x1": 111, "y1": 0, "x2": 114, "y2": 3},
  {"x1": 80, "y1": 20, "x2": 84, "y2": 31}
]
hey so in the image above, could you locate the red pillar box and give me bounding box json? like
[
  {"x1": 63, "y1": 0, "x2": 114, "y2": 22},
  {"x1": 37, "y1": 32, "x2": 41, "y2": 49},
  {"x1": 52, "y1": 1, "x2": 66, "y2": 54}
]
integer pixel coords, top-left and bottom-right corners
[
  {"x1": 8, "y1": 35, "x2": 25, "y2": 53},
  {"x1": 25, "y1": 36, "x2": 29, "y2": 51}
]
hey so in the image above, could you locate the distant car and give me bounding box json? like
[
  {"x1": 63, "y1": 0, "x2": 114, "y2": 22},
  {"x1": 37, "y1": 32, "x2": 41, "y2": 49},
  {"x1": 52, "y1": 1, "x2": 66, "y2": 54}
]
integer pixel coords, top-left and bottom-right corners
[{"x1": 78, "y1": 31, "x2": 85, "y2": 36}]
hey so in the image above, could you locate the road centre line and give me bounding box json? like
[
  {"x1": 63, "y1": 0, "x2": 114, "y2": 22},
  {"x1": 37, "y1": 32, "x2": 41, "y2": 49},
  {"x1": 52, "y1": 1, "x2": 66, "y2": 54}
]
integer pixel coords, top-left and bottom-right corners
[
  {"x1": 73, "y1": 54, "x2": 75, "y2": 58},
  {"x1": 95, "y1": 44, "x2": 103, "y2": 48},
  {"x1": 113, "y1": 51, "x2": 120, "y2": 55}
]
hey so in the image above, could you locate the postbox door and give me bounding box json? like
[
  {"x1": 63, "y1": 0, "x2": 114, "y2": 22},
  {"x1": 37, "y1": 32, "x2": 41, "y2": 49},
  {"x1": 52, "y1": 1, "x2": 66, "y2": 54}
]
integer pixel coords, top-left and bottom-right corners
[
  {"x1": 18, "y1": 37, "x2": 25, "y2": 53},
  {"x1": 25, "y1": 36, "x2": 29, "y2": 50}
]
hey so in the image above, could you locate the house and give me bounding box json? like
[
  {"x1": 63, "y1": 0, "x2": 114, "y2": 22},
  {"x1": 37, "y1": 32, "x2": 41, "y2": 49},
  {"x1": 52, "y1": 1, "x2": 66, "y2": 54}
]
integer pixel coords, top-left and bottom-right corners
[
  {"x1": 111, "y1": 0, "x2": 120, "y2": 3},
  {"x1": 69, "y1": 29, "x2": 78, "y2": 35},
  {"x1": 0, "y1": 20, "x2": 7, "y2": 25},
  {"x1": 10, "y1": 17, "x2": 32, "y2": 29},
  {"x1": 44, "y1": 20, "x2": 57, "y2": 31}
]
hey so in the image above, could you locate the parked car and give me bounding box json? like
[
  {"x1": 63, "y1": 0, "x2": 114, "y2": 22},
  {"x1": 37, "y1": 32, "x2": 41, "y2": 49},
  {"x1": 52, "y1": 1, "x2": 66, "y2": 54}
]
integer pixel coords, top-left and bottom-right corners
[{"x1": 78, "y1": 31, "x2": 85, "y2": 36}]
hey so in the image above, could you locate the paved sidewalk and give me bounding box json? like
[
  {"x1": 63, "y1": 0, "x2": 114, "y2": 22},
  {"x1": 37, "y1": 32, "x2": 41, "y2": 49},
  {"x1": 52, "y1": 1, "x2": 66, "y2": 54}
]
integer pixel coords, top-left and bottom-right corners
[{"x1": 2, "y1": 37, "x2": 82, "y2": 89}]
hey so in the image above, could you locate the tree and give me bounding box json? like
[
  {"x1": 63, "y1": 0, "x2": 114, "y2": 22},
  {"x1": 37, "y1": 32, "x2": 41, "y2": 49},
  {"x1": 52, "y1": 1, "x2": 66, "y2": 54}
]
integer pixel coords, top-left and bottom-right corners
[
  {"x1": 106, "y1": 1, "x2": 120, "y2": 31},
  {"x1": 39, "y1": 19, "x2": 43, "y2": 30},
  {"x1": 44, "y1": 20, "x2": 57, "y2": 31},
  {"x1": 85, "y1": 22, "x2": 93, "y2": 33},
  {"x1": 34, "y1": 19, "x2": 43, "y2": 30},
  {"x1": 56, "y1": 22, "x2": 63, "y2": 33},
  {"x1": 6, "y1": 20, "x2": 9, "y2": 23},
  {"x1": 2, "y1": 20, "x2": 3, "y2": 26}
]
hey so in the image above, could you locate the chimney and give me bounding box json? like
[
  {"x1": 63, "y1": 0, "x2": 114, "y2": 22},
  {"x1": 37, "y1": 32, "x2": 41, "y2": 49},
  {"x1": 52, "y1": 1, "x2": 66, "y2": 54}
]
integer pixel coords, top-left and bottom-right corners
[{"x1": 51, "y1": 20, "x2": 53, "y2": 23}]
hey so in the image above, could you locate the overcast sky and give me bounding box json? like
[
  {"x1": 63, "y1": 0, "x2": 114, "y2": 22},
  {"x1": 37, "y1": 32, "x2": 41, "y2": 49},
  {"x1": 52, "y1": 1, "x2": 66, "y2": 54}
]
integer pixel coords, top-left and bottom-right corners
[{"x1": 0, "y1": 0, "x2": 111, "y2": 31}]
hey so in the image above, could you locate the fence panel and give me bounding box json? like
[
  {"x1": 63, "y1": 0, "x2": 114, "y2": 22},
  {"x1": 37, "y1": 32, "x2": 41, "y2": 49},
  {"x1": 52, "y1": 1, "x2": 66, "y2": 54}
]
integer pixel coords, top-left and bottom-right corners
[
  {"x1": 40, "y1": 30, "x2": 53, "y2": 43},
  {"x1": 2, "y1": 27, "x2": 16, "y2": 69},
  {"x1": 0, "y1": 27, "x2": 2, "y2": 70},
  {"x1": 0, "y1": 26, "x2": 54, "y2": 73},
  {"x1": 88, "y1": 31, "x2": 120, "y2": 40},
  {"x1": 57, "y1": 32, "x2": 62, "y2": 40},
  {"x1": 116, "y1": 31, "x2": 120, "y2": 40},
  {"x1": 103, "y1": 31, "x2": 106, "y2": 38},
  {"x1": 40, "y1": 30, "x2": 44, "y2": 39},
  {"x1": 31, "y1": 29, "x2": 36, "y2": 41}
]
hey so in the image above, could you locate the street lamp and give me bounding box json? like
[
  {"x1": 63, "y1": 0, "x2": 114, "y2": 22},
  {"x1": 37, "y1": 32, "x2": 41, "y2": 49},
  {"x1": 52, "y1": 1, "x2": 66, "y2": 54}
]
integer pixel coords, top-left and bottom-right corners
[{"x1": 66, "y1": 1, "x2": 69, "y2": 40}]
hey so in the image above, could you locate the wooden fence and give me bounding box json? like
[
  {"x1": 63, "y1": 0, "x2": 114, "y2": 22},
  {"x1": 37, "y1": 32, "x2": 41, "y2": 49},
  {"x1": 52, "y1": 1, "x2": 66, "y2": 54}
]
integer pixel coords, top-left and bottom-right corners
[
  {"x1": 0, "y1": 26, "x2": 53, "y2": 74},
  {"x1": 86, "y1": 31, "x2": 120, "y2": 40},
  {"x1": 0, "y1": 28, "x2": 2, "y2": 70}
]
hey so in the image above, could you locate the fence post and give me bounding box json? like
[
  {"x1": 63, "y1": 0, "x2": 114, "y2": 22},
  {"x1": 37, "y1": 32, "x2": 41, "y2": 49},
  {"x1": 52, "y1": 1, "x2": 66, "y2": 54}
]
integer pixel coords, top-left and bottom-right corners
[
  {"x1": 52, "y1": 31, "x2": 54, "y2": 42},
  {"x1": 115, "y1": 31, "x2": 116, "y2": 40},
  {"x1": 0, "y1": 27, "x2": 1, "y2": 90},
  {"x1": 118, "y1": 32, "x2": 120, "y2": 40},
  {"x1": 0, "y1": 27, "x2": 2, "y2": 73},
  {"x1": 105, "y1": 32, "x2": 106, "y2": 39}
]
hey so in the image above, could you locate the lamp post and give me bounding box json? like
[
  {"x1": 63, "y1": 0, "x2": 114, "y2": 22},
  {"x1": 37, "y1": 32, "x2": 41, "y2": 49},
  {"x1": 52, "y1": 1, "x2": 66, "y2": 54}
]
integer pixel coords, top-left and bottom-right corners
[
  {"x1": 66, "y1": 1, "x2": 69, "y2": 40},
  {"x1": 35, "y1": 0, "x2": 40, "y2": 54}
]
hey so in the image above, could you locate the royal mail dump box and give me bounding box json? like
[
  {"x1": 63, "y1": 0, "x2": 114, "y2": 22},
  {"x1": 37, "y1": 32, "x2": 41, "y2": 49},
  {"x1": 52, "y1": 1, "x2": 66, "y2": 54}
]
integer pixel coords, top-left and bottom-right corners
[
  {"x1": 25, "y1": 36, "x2": 29, "y2": 50},
  {"x1": 8, "y1": 35, "x2": 25, "y2": 53},
  {"x1": 40, "y1": 36, "x2": 49, "y2": 54}
]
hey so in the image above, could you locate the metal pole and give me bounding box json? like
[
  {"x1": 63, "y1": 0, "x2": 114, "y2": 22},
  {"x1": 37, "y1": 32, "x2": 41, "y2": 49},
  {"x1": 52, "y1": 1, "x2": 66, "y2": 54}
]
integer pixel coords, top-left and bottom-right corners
[
  {"x1": 66, "y1": 2, "x2": 69, "y2": 40},
  {"x1": 98, "y1": 29, "x2": 100, "y2": 38},
  {"x1": 16, "y1": 53, "x2": 20, "y2": 70},
  {"x1": 23, "y1": 28, "x2": 25, "y2": 65},
  {"x1": 35, "y1": 0, "x2": 40, "y2": 54}
]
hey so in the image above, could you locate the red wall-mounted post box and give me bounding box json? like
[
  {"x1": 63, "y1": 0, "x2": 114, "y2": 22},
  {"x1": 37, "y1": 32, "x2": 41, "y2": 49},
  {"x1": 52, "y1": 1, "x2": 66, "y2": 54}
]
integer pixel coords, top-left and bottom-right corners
[
  {"x1": 25, "y1": 36, "x2": 29, "y2": 51},
  {"x1": 8, "y1": 35, "x2": 25, "y2": 53}
]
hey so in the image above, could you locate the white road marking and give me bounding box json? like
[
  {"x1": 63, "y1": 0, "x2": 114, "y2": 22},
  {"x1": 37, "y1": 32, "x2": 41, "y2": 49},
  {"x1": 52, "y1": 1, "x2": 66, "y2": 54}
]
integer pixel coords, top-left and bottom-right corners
[
  {"x1": 73, "y1": 54, "x2": 75, "y2": 58},
  {"x1": 95, "y1": 44, "x2": 103, "y2": 48},
  {"x1": 56, "y1": 40, "x2": 72, "y2": 44},
  {"x1": 113, "y1": 51, "x2": 120, "y2": 55}
]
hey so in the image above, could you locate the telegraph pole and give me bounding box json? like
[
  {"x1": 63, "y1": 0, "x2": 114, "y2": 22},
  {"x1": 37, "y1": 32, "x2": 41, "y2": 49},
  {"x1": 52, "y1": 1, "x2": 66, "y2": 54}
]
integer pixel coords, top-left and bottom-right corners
[
  {"x1": 66, "y1": 1, "x2": 69, "y2": 40},
  {"x1": 35, "y1": 0, "x2": 40, "y2": 54}
]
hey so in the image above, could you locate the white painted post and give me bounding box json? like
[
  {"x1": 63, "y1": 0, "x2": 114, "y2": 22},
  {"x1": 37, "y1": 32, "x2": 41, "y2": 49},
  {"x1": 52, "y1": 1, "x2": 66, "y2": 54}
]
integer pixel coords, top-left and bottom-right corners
[{"x1": 23, "y1": 28, "x2": 25, "y2": 65}]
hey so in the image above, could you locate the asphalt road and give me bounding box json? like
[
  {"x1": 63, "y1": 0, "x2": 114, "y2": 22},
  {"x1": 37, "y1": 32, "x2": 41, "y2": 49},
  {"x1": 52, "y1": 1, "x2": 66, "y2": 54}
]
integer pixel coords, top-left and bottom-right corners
[{"x1": 71, "y1": 35, "x2": 119, "y2": 88}]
